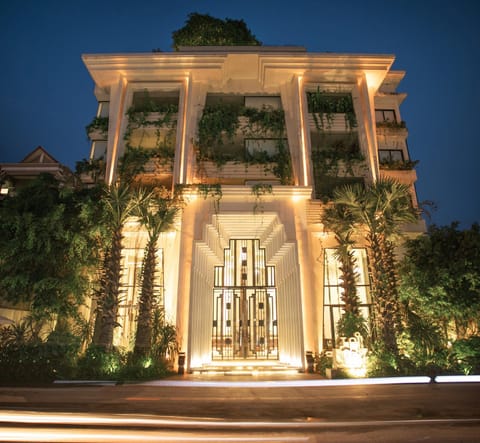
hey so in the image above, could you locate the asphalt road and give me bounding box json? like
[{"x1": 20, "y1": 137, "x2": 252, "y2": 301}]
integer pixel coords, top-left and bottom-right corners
[{"x1": 0, "y1": 376, "x2": 479, "y2": 441}]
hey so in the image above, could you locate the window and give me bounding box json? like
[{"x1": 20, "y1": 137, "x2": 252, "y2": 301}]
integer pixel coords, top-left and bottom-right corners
[
  {"x1": 244, "y1": 96, "x2": 282, "y2": 109},
  {"x1": 131, "y1": 90, "x2": 179, "y2": 110},
  {"x1": 379, "y1": 149, "x2": 404, "y2": 163},
  {"x1": 90, "y1": 141, "x2": 107, "y2": 160},
  {"x1": 323, "y1": 248, "x2": 371, "y2": 349},
  {"x1": 375, "y1": 109, "x2": 396, "y2": 123},
  {"x1": 245, "y1": 138, "x2": 284, "y2": 158},
  {"x1": 97, "y1": 102, "x2": 109, "y2": 118}
]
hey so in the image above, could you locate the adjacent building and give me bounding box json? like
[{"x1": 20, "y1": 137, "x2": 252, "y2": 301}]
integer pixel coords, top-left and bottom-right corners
[{"x1": 82, "y1": 46, "x2": 425, "y2": 372}]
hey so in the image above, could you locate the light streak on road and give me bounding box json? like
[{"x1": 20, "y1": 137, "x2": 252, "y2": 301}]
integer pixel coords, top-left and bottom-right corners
[
  {"x1": 0, "y1": 427, "x2": 310, "y2": 442},
  {"x1": 2, "y1": 410, "x2": 480, "y2": 429},
  {"x1": 141, "y1": 376, "x2": 432, "y2": 387},
  {"x1": 435, "y1": 375, "x2": 480, "y2": 383}
]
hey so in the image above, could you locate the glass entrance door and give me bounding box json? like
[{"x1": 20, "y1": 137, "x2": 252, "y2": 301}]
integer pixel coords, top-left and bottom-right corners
[{"x1": 212, "y1": 239, "x2": 278, "y2": 360}]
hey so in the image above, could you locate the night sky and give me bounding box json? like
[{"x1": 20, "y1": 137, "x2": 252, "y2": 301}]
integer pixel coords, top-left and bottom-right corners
[{"x1": 1, "y1": 0, "x2": 479, "y2": 228}]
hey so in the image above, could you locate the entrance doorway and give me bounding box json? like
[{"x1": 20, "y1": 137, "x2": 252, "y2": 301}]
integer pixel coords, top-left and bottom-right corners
[{"x1": 211, "y1": 239, "x2": 278, "y2": 360}]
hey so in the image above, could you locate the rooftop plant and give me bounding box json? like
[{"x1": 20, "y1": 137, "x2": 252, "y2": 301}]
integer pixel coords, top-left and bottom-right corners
[{"x1": 172, "y1": 13, "x2": 261, "y2": 50}]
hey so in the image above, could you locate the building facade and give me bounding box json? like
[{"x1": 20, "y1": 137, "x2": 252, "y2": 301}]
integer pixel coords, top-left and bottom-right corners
[{"x1": 82, "y1": 46, "x2": 424, "y2": 372}]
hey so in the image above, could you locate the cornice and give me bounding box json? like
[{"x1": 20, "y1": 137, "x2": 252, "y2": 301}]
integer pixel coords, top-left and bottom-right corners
[{"x1": 82, "y1": 51, "x2": 395, "y2": 91}]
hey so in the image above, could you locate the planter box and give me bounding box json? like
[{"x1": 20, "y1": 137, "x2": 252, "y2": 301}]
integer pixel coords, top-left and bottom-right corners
[
  {"x1": 308, "y1": 113, "x2": 353, "y2": 132},
  {"x1": 196, "y1": 161, "x2": 279, "y2": 185},
  {"x1": 380, "y1": 168, "x2": 417, "y2": 185},
  {"x1": 144, "y1": 158, "x2": 173, "y2": 174},
  {"x1": 88, "y1": 128, "x2": 107, "y2": 141}
]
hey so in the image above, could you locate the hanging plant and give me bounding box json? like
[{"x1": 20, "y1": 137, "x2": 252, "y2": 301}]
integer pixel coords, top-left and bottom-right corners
[
  {"x1": 123, "y1": 91, "x2": 179, "y2": 173},
  {"x1": 196, "y1": 103, "x2": 242, "y2": 165},
  {"x1": 379, "y1": 159, "x2": 418, "y2": 170},
  {"x1": 196, "y1": 102, "x2": 292, "y2": 184},
  {"x1": 86, "y1": 116, "x2": 109, "y2": 137},
  {"x1": 251, "y1": 183, "x2": 273, "y2": 214},
  {"x1": 312, "y1": 137, "x2": 364, "y2": 177},
  {"x1": 307, "y1": 88, "x2": 357, "y2": 131},
  {"x1": 197, "y1": 183, "x2": 223, "y2": 215}
]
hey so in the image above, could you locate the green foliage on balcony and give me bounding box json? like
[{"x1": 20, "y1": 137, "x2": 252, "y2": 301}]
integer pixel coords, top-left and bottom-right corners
[
  {"x1": 312, "y1": 137, "x2": 365, "y2": 176},
  {"x1": 123, "y1": 91, "x2": 178, "y2": 171},
  {"x1": 86, "y1": 116, "x2": 109, "y2": 137},
  {"x1": 307, "y1": 88, "x2": 357, "y2": 131},
  {"x1": 311, "y1": 136, "x2": 366, "y2": 201},
  {"x1": 376, "y1": 120, "x2": 407, "y2": 129},
  {"x1": 196, "y1": 103, "x2": 293, "y2": 184},
  {"x1": 379, "y1": 159, "x2": 419, "y2": 170}
]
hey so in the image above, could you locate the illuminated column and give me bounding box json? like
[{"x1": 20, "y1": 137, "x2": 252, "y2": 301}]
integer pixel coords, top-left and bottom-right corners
[
  {"x1": 356, "y1": 74, "x2": 379, "y2": 183},
  {"x1": 280, "y1": 75, "x2": 310, "y2": 187},
  {"x1": 179, "y1": 81, "x2": 208, "y2": 184},
  {"x1": 105, "y1": 76, "x2": 128, "y2": 185}
]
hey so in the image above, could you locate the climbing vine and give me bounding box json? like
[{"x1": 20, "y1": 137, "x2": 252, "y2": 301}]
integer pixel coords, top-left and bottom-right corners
[
  {"x1": 121, "y1": 91, "x2": 179, "y2": 181},
  {"x1": 196, "y1": 103, "x2": 293, "y2": 184},
  {"x1": 86, "y1": 116, "x2": 109, "y2": 137},
  {"x1": 251, "y1": 183, "x2": 273, "y2": 214},
  {"x1": 197, "y1": 183, "x2": 223, "y2": 215},
  {"x1": 306, "y1": 88, "x2": 357, "y2": 131}
]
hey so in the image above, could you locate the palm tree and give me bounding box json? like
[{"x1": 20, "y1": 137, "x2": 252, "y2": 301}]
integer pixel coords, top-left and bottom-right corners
[
  {"x1": 331, "y1": 178, "x2": 418, "y2": 356},
  {"x1": 93, "y1": 184, "x2": 150, "y2": 350},
  {"x1": 322, "y1": 204, "x2": 366, "y2": 340},
  {"x1": 323, "y1": 205, "x2": 358, "y2": 314},
  {"x1": 133, "y1": 191, "x2": 179, "y2": 356}
]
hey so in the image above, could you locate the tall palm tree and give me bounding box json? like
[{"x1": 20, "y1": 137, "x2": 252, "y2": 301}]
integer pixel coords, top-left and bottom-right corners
[
  {"x1": 323, "y1": 204, "x2": 359, "y2": 317},
  {"x1": 134, "y1": 191, "x2": 179, "y2": 356},
  {"x1": 331, "y1": 178, "x2": 418, "y2": 355},
  {"x1": 93, "y1": 184, "x2": 150, "y2": 350},
  {"x1": 322, "y1": 204, "x2": 367, "y2": 342}
]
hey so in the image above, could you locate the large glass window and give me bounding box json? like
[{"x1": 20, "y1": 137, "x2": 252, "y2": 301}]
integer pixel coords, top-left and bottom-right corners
[
  {"x1": 323, "y1": 248, "x2": 371, "y2": 349},
  {"x1": 113, "y1": 247, "x2": 164, "y2": 348}
]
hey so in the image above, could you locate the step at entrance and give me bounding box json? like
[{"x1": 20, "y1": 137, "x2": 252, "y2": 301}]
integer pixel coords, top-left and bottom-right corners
[{"x1": 191, "y1": 360, "x2": 302, "y2": 376}]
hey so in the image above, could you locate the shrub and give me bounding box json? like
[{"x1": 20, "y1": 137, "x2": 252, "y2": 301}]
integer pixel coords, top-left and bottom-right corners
[
  {"x1": 450, "y1": 337, "x2": 480, "y2": 375},
  {"x1": 74, "y1": 345, "x2": 125, "y2": 380},
  {"x1": 0, "y1": 340, "x2": 80, "y2": 385}
]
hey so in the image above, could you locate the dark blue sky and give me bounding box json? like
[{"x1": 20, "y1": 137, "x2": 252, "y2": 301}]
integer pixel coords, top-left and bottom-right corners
[{"x1": 1, "y1": 0, "x2": 479, "y2": 228}]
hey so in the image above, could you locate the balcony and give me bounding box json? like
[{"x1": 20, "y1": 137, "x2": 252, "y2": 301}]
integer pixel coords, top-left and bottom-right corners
[
  {"x1": 375, "y1": 120, "x2": 408, "y2": 137},
  {"x1": 135, "y1": 157, "x2": 174, "y2": 187},
  {"x1": 307, "y1": 113, "x2": 355, "y2": 132},
  {"x1": 125, "y1": 112, "x2": 178, "y2": 150},
  {"x1": 195, "y1": 161, "x2": 280, "y2": 185},
  {"x1": 86, "y1": 117, "x2": 109, "y2": 141},
  {"x1": 196, "y1": 103, "x2": 292, "y2": 185},
  {"x1": 379, "y1": 167, "x2": 417, "y2": 186}
]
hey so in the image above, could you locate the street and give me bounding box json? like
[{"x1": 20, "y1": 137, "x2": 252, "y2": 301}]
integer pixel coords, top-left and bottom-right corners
[{"x1": 0, "y1": 376, "x2": 479, "y2": 441}]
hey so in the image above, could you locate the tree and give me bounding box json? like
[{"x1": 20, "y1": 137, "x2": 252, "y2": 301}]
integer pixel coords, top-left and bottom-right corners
[
  {"x1": 331, "y1": 178, "x2": 418, "y2": 357},
  {"x1": 92, "y1": 184, "x2": 150, "y2": 350},
  {"x1": 133, "y1": 190, "x2": 179, "y2": 356},
  {"x1": 400, "y1": 222, "x2": 480, "y2": 341},
  {"x1": 322, "y1": 204, "x2": 367, "y2": 340},
  {"x1": 171, "y1": 13, "x2": 261, "y2": 50},
  {"x1": 0, "y1": 174, "x2": 102, "y2": 331}
]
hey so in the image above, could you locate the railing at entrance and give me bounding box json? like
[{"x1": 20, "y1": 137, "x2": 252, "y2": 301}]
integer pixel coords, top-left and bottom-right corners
[
  {"x1": 212, "y1": 239, "x2": 279, "y2": 361},
  {"x1": 212, "y1": 287, "x2": 278, "y2": 360}
]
